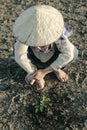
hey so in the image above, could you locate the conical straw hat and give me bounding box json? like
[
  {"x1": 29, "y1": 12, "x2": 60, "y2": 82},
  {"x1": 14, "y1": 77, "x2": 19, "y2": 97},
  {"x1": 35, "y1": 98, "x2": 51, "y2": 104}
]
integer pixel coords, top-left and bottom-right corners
[{"x1": 13, "y1": 5, "x2": 64, "y2": 46}]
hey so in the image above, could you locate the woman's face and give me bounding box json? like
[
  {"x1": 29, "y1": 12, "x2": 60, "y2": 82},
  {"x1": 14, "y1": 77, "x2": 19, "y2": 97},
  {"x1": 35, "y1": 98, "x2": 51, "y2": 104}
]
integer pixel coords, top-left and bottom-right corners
[{"x1": 31, "y1": 44, "x2": 53, "y2": 53}]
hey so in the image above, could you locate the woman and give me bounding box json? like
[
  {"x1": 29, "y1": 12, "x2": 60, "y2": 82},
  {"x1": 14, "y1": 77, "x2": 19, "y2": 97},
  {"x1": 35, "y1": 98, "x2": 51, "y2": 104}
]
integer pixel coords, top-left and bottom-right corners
[{"x1": 13, "y1": 5, "x2": 78, "y2": 90}]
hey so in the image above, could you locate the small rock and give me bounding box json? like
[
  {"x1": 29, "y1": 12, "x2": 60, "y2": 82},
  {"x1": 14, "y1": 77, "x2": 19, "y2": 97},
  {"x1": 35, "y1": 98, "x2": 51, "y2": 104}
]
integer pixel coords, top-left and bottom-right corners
[
  {"x1": 82, "y1": 127, "x2": 87, "y2": 130},
  {"x1": 0, "y1": 123, "x2": 3, "y2": 129},
  {"x1": 84, "y1": 120, "x2": 87, "y2": 127},
  {"x1": 75, "y1": 128, "x2": 79, "y2": 130},
  {"x1": 85, "y1": 61, "x2": 87, "y2": 64},
  {"x1": 65, "y1": 127, "x2": 70, "y2": 130},
  {"x1": 47, "y1": 110, "x2": 53, "y2": 116}
]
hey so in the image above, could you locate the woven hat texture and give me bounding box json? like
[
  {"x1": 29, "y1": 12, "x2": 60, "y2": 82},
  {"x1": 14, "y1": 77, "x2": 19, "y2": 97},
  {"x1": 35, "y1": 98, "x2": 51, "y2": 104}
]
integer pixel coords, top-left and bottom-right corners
[{"x1": 13, "y1": 5, "x2": 64, "y2": 46}]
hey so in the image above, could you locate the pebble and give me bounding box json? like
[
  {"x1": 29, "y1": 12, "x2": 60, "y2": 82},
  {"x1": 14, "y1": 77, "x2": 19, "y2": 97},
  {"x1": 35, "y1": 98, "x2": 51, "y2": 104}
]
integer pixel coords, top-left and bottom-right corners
[
  {"x1": 0, "y1": 123, "x2": 3, "y2": 129},
  {"x1": 84, "y1": 120, "x2": 87, "y2": 128},
  {"x1": 82, "y1": 127, "x2": 87, "y2": 130},
  {"x1": 65, "y1": 127, "x2": 70, "y2": 130}
]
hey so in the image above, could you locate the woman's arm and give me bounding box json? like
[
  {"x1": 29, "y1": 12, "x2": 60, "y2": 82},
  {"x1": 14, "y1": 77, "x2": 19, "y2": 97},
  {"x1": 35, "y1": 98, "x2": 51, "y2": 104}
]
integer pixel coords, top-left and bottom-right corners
[
  {"x1": 14, "y1": 41, "x2": 36, "y2": 74},
  {"x1": 50, "y1": 38, "x2": 76, "y2": 71}
]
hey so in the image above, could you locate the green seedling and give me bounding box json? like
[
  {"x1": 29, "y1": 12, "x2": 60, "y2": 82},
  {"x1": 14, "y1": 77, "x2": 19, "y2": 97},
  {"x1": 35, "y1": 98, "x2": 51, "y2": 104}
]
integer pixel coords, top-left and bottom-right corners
[{"x1": 35, "y1": 96, "x2": 50, "y2": 113}]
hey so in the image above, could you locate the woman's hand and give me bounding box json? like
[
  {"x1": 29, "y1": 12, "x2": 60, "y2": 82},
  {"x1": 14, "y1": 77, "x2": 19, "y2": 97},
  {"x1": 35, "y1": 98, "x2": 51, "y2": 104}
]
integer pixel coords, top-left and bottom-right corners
[
  {"x1": 25, "y1": 67, "x2": 53, "y2": 90},
  {"x1": 34, "y1": 67, "x2": 54, "y2": 81},
  {"x1": 55, "y1": 69, "x2": 69, "y2": 82},
  {"x1": 25, "y1": 70, "x2": 45, "y2": 89},
  {"x1": 37, "y1": 79, "x2": 45, "y2": 90},
  {"x1": 33, "y1": 70, "x2": 46, "y2": 81},
  {"x1": 25, "y1": 73, "x2": 36, "y2": 85}
]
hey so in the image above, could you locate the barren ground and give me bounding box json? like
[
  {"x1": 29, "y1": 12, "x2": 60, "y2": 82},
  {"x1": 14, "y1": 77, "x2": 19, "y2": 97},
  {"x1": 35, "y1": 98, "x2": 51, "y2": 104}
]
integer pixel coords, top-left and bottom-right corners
[{"x1": 0, "y1": 0, "x2": 87, "y2": 130}]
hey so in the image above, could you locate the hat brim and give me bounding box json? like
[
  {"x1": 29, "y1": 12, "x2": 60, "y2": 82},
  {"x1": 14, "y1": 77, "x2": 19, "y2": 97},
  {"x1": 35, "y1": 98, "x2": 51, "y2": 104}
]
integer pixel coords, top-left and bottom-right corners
[{"x1": 13, "y1": 5, "x2": 64, "y2": 46}]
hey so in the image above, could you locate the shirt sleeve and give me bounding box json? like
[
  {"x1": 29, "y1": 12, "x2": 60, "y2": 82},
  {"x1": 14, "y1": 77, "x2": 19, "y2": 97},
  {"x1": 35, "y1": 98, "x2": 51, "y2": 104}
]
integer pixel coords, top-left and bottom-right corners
[
  {"x1": 14, "y1": 41, "x2": 36, "y2": 74},
  {"x1": 50, "y1": 38, "x2": 75, "y2": 71}
]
